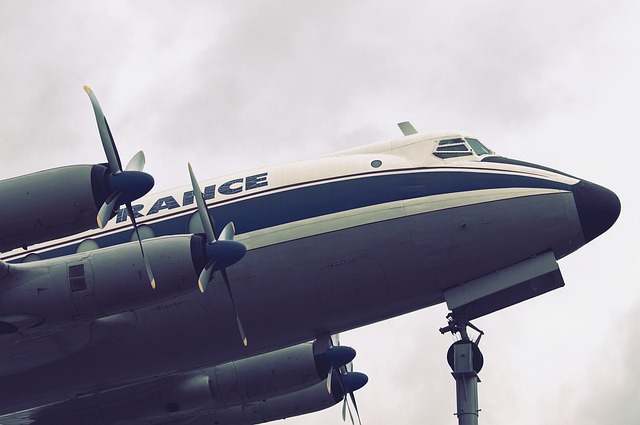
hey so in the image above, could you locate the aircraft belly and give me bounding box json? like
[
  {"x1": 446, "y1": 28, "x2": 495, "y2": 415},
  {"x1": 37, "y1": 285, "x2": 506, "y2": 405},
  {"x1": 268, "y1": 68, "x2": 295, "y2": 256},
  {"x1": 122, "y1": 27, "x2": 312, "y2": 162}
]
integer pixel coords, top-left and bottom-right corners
[
  {"x1": 409, "y1": 190, "x2": 581, "y2": 289},
  {"x1": 0, "y1": 190, "x2": 580, "y2": 417}
]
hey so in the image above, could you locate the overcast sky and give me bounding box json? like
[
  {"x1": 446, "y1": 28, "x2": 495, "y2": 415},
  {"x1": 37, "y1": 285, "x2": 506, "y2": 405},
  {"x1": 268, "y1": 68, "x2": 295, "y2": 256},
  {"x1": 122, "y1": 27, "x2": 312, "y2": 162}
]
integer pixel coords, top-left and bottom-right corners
[{"x1": 1, "y1": 1, "x2": 639, "y2": 424}]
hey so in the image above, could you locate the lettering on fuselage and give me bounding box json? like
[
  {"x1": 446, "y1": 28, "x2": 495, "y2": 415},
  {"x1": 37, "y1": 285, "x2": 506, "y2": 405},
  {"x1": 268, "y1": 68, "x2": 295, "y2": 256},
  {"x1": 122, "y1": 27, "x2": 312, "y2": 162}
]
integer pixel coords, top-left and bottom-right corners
[{"x1": 116, "y1": 172, "x2": 268, "y2": 223}]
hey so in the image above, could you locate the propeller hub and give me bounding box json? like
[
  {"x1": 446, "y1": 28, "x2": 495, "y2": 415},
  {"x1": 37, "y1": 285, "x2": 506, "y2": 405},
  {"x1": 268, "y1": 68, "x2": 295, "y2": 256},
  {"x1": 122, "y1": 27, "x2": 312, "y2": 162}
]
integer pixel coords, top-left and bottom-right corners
[
  {"x1": 205, "y1": 240, "x2": 247, "y2": 270},
  {"x1": 330, "y1": 371, "x2": 369, "y2": 402},
  {"x1": 325, "y1": 346, "x2": 356, "y2": 367},
  {"x1": 108, "y1": 171, "x2": 155, "y2": 205},
  {"x1": 316, "y1": 345, "x2": 357, "y2": 376},
  {"x1": 342, "y1": 372, "x2": 369, "y2": 393}
]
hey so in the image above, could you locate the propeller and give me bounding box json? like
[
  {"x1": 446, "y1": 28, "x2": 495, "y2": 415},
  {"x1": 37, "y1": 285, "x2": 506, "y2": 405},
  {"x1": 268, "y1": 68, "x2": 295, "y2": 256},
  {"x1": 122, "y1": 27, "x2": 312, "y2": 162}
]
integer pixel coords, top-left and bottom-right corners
[
  {"x1": 335, "y1": 370, "x2": 368, "y2": 425},
  {"x1": 188, "y1": 163, "x2": 248, "y2": 346},
  {"x1": 324, "y1": 344, "x2": 356, "y2": 394},
  {"x1": 323, "y1": 334, "x2": 369, "y2": 425},
  {"x1": 84, "y1": 86, "x2": 156, "y2": 288},
  {"x1": 317, "y1": 335, "x2": 367, "y2": 425}
]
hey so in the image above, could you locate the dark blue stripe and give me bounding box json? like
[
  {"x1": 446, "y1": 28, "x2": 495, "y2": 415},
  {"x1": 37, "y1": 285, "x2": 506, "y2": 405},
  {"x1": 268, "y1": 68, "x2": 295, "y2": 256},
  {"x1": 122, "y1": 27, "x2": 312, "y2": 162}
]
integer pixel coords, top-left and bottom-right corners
[{"x1": 18, "y1": 171, "x2": 571, "y2": 261}]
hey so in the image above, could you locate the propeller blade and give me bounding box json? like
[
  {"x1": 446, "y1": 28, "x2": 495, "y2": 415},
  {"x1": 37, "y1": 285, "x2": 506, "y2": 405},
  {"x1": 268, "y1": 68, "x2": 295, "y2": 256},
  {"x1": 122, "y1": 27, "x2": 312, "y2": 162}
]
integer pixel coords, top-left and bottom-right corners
[
  {"x1": 127, "y1": 203, "x2": 155, "y2": 289},
  {"x1": 198, "y1": 260, "x2": 215, "y2": 293},
  {"x1": 345, "y1": 397, "x2": 355, "y2": 425},
  {"x1": 338, "y1": 369, "x2": 368, "y2": 424},
  {"x1": 335, "y1": 370, "x2": 348, "y2": 421},
  {"x1": 125, "y1": 150, "x2": 146, "y2": 172},
  {"x1": 219, "y1": 222, "x2": 236, "y2": 241},
  {"x1": 342, "y1": 395, "x2": 348, "y2": 422},
  {"x1": 221, "y1": 268, "x2": 247, "y2": 346},
  {"x1": 188, "y1": 163, "x2": 216, "y2": 243},
  {"x1": 349, "y1": 391, "x2": 362, "y2": 425},
  {"x1": 337, "y1": 373, "x2": 355, "y2": 425},
  {"x1": 323, "y1": 345, "x2": 356, "y2": 395},
  {"x1": 97, "y1": 190, "x2": 122, "y2": 229},
  {"x1": 332, "y1": 334, "x2": 341, "y2": 347},
  {"x1": 83, "y1": 86, "x2": 122, "y2": 173}
]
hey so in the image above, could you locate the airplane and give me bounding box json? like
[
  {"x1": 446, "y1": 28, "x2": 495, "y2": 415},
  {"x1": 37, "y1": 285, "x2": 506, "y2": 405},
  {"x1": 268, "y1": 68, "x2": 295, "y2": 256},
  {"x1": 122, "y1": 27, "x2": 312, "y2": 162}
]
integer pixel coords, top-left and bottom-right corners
[{"x1": 0, "y1": 87, "x2": 620, "y2": 424}]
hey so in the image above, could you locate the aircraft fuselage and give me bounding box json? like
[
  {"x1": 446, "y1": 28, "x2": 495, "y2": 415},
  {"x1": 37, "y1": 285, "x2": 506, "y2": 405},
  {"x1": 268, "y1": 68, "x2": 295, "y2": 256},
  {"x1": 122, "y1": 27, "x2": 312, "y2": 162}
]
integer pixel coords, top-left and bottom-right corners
[{"x1": 0, "y1": 130, "x2": 620, "y2": 419}]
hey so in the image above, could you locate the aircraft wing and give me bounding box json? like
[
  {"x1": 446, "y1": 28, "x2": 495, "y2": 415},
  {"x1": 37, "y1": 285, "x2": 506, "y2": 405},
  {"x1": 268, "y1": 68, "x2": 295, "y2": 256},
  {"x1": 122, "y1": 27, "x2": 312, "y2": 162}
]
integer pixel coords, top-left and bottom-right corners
[
  {"x1": 0, "y1": 256, "x2": 88, "y2": 377},
  {"x1": 0, "y1": 340, "x2": 367, "y2": 425}
]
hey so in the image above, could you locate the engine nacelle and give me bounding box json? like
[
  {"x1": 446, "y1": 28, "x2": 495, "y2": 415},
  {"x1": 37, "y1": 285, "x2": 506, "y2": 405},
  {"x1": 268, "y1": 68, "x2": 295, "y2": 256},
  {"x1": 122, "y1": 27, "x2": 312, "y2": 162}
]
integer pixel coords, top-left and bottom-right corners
[
  {"x1": 180, "y1": 378, "x2": 343, "y2": 425},
  {"x1": 0, "y1": 164, "x2": 110, "y2": 252},
  {"x1": 164, "y1": 342, "x2": 325, "y2": 413},
  {"x1": 75, "y1": 343, "x2": 330, "y2": 424},
  {"x1": 0, "y1": 235, "x2": 204, "y2": 332},
  {"x1": 179, "y1": 370, "x2": 368, "y2": 425},
  {"x1": 25, "y1": 342, "x2": 367, "y2": 425}
]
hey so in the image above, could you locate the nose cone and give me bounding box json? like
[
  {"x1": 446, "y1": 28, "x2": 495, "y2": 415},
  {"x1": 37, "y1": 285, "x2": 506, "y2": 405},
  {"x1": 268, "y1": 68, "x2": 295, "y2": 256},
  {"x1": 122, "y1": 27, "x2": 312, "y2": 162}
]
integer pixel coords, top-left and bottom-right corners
[{"x1": 572, "y1": 180, "x2": 621, "y2": 243}]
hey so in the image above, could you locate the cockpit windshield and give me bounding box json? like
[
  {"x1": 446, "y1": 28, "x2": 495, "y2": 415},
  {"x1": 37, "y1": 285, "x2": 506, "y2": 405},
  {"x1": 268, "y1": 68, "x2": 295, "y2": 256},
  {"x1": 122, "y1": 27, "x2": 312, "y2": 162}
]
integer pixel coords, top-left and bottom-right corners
[
  {"x1": 432, "y1": 137, "x2": 493, "y2": 159},
  {"x1": 466, "y1": 138, "x2": 492, "y2": 156}
]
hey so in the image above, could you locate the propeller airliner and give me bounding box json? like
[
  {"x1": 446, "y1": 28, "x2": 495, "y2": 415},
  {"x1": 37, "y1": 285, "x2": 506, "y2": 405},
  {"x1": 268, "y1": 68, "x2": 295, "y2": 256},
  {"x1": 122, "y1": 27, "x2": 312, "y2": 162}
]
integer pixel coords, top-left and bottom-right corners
[{"x1": 0, "y1": 88, "x2": 620, "y2": 424}]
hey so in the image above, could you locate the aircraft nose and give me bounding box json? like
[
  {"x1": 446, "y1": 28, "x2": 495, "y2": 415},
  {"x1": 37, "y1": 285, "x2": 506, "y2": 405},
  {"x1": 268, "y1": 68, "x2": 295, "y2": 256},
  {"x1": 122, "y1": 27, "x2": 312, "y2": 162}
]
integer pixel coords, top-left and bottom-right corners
[{"x1": 572, "y1": 180, "x2": 621, "y2": 243}]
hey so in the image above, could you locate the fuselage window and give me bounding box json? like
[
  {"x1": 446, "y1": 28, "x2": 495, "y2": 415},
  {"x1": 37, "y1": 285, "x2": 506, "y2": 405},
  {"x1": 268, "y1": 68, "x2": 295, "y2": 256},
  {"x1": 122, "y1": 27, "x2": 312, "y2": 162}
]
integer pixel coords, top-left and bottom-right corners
[{"x1": 69, "y1": 264, "x2": 87, "y2": 292}]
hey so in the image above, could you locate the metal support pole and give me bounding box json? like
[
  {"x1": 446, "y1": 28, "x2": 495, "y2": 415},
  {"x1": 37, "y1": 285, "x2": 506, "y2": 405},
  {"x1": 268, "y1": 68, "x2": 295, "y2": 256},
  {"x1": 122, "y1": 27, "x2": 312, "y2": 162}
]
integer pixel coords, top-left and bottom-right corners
[
  {"x1": 450, "y1": 341, "x2": 481, "y2": 425},
  {"x1": 441, "y1": 315, "x2": 484, "y2": 425}
]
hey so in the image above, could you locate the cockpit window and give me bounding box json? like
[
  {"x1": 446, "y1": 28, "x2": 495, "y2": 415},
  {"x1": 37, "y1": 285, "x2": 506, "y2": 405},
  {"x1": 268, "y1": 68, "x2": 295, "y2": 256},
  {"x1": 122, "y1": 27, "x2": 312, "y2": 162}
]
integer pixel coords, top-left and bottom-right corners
[
  {"x1": 438, "y1": 138, "x2": 465, "y2": 146},
  {"x1": 433, "y1": 138, "x2": 472, "y2": 159},
  {"x1": 436, "y1": 144, "x2": 468, "y2": 152},
  {"x1": 466, "y1": 138, "x2": 492, "y2": 156},
  {"x1": 432, "y1": 137, "x2": 492, "y2": 159}
]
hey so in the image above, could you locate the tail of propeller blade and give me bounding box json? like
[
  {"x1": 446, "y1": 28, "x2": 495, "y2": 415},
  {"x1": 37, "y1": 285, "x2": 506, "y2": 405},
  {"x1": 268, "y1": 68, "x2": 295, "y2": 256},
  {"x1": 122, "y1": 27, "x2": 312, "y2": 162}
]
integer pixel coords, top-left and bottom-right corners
[
  {"x1": 188, "y1": 163, "x2": 248, "y2": 346},
  {"x1": 125, "y1": 150, "x2": 146, "y2": 172},
  {"x1": 84, "y1": 85, "x2": 121, "y2": 174},
  {"x1": 84, "y1": 86, "x2": 155, "y2": 288},
  {"x1": 219, "y1": 222, "x2": 236, "y2": 241}
]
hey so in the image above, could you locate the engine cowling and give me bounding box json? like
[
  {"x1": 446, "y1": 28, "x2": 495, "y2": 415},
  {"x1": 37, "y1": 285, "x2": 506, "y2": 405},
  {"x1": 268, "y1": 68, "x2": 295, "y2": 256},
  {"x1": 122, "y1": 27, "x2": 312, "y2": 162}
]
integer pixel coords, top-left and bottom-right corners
[
  {"x1": 120, "y1": 346, "x2": 366, "y2": 425},
  {"x1": 169, "y1": 376, "x2": 365, "y2": 425},
  {"x1": 158, "y1": 380, "x2": 340, "y2": 425},
  {"x1": 0, "y1": 164, "x2": 111, "y2": 252},
  {"x1": 65, "y1": 342, "x2": 338, "y2": 424},
  {"x1": 0, "y1": 234, "x2": 204, "y2": 332},
  {"x1": 163, "y1": 342, "x2": 326, "y2": 414},
  {"x1": 24, "y1": 341, "x2": 367, "y2": 424}
]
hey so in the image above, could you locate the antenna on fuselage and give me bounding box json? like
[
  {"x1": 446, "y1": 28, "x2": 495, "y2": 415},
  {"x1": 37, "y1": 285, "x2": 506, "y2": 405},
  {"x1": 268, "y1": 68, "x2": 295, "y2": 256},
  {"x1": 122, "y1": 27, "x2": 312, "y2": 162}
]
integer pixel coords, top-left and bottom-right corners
[{"x1": 397, "y1": 121, "x2": 418, "y2": 136}]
